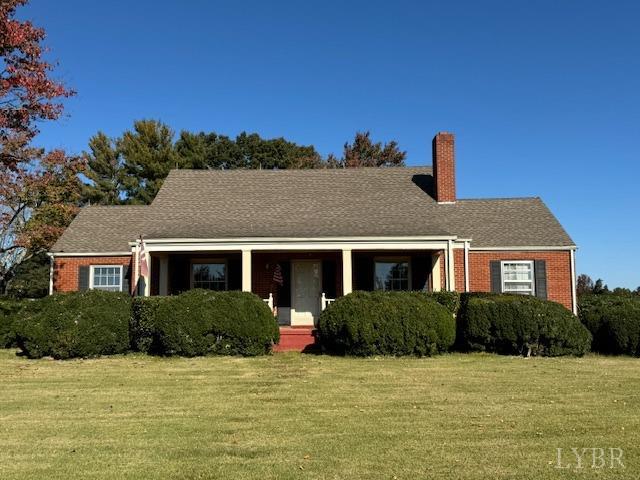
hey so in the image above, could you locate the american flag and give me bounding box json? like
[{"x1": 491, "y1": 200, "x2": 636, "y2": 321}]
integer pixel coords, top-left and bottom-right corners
[
  {"x1": 273, "y1": 263, "x2": 283, "y2": 286},
  {"x1": 139, "y1": 236, "x2": 149, "y2": 278}
]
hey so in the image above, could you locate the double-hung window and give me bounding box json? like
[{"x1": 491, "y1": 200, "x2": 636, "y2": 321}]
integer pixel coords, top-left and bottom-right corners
[
  {"x1": 501, "y1": 261, "x2": 535, "y2": 295},
  {"x1": 192, "y1": 262, "x2": 227, "y2": 291},
  {"x1": 90, "y1": 265, "x2": 123, "y2": 292},
  {"x1": 374, "y1": 259, "x2": 410, "y2": 291}
]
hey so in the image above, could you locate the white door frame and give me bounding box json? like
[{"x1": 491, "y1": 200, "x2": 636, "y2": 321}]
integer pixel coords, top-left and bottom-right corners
[{"x1": 290, "y1": 259, "x2": 322, "y2": 327}]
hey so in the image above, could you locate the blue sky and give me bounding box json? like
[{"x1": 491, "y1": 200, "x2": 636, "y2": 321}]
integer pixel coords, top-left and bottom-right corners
[{"x1": 21, "y1": 0, "x2": 640, "y2": 288}]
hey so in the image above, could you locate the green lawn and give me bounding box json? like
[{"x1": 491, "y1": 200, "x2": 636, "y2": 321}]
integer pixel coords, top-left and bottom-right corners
[{"x1": 0, "y1": 350, "x2": 638, "y2": 479}]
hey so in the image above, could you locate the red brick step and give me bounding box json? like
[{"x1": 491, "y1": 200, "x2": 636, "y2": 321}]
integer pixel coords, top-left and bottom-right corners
[{"x1": 274, "y1": 327, "x2": 317, "y2": 352}]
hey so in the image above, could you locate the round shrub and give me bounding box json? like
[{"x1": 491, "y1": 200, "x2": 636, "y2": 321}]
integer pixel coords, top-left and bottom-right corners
[
  {"x1": 151, "y1": 290, "x2": 279, "y2": 357},
  {"x1": 16, "y1": 291, "x2": 131, "y2": 359},
  {"x1": 317, "y1": 291, "x2": 455, "y2": 356},
  {"x1": 457, "y1": 293, "x2": 591, "y2": 356},
  {"x1": 579, "y1": 294, "x2": 640, "y2": 355}
]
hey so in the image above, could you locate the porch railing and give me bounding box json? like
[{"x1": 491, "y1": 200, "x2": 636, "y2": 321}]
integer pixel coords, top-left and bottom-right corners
[
  {"x1": 321, "y1": 292, "x2": 335, "y2": 311},
  {"x1": 263, "y1": 293, "x2": 274, "y2": 313},
  {"x1": 263, "y1": 292, "x2": 335, "y2": 316}
]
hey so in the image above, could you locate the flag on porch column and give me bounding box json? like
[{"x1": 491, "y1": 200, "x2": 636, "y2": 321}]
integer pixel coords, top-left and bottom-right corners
[
  {"x1": 132, "y1": 235, "x2": 149, "y2": 295},
  {"x1": 273, "y1": 263, "x2": 283, "y2": 286},
  {"x1": 138, "y1": 236, "x2": 149, "y2": 279}
]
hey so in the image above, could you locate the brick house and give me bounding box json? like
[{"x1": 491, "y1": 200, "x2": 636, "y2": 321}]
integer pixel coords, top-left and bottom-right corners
[{"x1": 50, "y1": 133, "x2": 577, "y2": 347}]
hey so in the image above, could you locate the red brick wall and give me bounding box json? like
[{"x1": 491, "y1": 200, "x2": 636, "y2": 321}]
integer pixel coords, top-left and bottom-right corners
[
  {"x1": 53, "y1": 256, "x2": 133, "y2": 293},
  {"x1": 52, "y1": 250, "x2": 574, "y2": 310},
  {"x1": 462, "y1": 250, "x2": 573, "y2": 310},
  {"x1": 435, "y1": 249, "x2": 466, "y2": 292},
  {"x1": 432, "y1": 132, "x2": 456, "y2": 203}
]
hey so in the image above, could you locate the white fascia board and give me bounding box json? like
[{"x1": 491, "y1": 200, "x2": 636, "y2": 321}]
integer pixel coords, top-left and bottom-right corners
[
  {"x1": 48, "y1": 252, "x2": 132, "y2": 257},
  {"x1": 130, "y1": 236, "x2": 455, "y2": 252},
  {"x1": 134, "y1": 235, "x2": 458, "y2": 245},
  {"x1": 469, "y1": 245, "x2": 577, "y2": 251},
  {"x1": 452, "y1": 238, "x2": 472, "y2": 249},
  {"x1": 144, "y1": 241, "x2": 453, "y2": 252},
  {"x1": 134, "y1": 236, "x2": 457, "y2": 252}
]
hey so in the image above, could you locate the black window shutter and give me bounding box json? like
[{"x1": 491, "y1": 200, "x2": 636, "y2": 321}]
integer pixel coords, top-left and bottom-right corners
[
  {"x1": 534, "y1": 260, "x2": 547, "y2": 299},
  {"x1": 411, "y1": 254, "x2": 430, "y2": 292},
  {"x1": 279, "y1": 261, "x2": 291, "y2": 308},
  {"x1": 322, "y1": 260, "x2": 337, "y2": 299},
  {"x1": 78, "y1": 265, "x2": 90, "y2": 291},
  {"x1": 490, "y1": 261, "x2": 502, "y2": 293},
  {"x1": 227, "y1": 257, "x2": 242, "y2": 291},
  {"x1": 122, "y1": 265, "x2": 131, "y2": 294}
]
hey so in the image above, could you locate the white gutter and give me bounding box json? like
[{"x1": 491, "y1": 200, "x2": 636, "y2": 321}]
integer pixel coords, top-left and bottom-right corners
[
  {"x1": 469, "y1": 246, "x2": 577, "y2": 251},
  {"x1": 134, "y1": 235, "x2": 459, "y2": 245},
  {"x1": 570, "y1": 248, "x2": 577, "y2": 315},
  {"x1": 129, "y1": 237, "x2": 460, "y2": 253},
  {"x1": 49, "y1": 251, "x2": 132, "y2": 257}
]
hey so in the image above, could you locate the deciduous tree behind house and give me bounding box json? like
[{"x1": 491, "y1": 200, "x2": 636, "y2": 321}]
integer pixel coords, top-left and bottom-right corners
[
  {"x1": 0, "y1": 0, "x2": 73, "y2": 169},
  {"x1": 0, "y1": 0, "x2": 80, "y2": 295}
]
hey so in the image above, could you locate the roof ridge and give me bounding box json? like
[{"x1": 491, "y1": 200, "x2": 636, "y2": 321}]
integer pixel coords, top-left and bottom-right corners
[
  {"x1": 457, "y1": 196, "x2": 541, "y2": 202},
  {"x1": 166, "y1": 166, "x2": 432, "y2": 174}
]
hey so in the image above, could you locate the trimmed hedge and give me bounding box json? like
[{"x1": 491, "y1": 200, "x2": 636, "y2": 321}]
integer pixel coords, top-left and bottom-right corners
[
  {"x1": 457, "y1": 293, "x2": 591, "y2": 356},
  {"x1": 579, "y1": 294, "x2": 640, "y2": 356},
  {"x1": 131, "y1": 290, "x2": 279, "y2": 356},
  {"x1": 424, "y1": 291, "x2": 460, "y2": 315},
  {"x1": 130, "y1": 296, "x2": 163, "y2": 353},
  {"x1": 16, "y1": 291, "x2": 131, "y2": 359},
  {"x1": 0, "y1": 298, "x2": 25, "y2": 348},
  {"x1": 317, "y1": 291, "x2": 456, "y2": 356}
]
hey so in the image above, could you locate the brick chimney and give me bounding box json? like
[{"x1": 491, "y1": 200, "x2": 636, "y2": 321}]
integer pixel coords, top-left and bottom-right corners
[{"x1": 432, "y1": 132, "x2": 456, "y2": 203}]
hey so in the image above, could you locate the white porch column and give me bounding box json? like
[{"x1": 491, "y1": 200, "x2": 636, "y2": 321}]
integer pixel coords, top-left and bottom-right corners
[
  {"x1": 159, "y1": 254, "x2": 169, "y2": 296},
  {"x1": 464, "y1": 241, "x2": 470, "y2": 292},
  {"x1": 133, "y1": 241, "x2": 140, "y2": 296},
  {"x1": 447, "y1": 239, "x2": 455, "y2": 292},
  {"x1": 342, "y1": 249, "x2": 353, "y2": 295},
  {"x1": 242, "y1": 249, "x2": 252, "y2": 292},
  {"x1": 431, "y1": 254, "x2": 442, "y2": 292},
  {"x1": 48, "y1": 254, "x2": 54, "y2": 295}
]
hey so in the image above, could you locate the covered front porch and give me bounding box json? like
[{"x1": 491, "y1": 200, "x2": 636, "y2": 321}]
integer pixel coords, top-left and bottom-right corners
[{"x1": 135, "y1": 237, "x2": 466, "y2": 328}]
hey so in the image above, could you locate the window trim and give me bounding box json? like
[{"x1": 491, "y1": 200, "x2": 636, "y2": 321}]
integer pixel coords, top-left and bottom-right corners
[
  {"x1": 190, "y1": 258, "x2": 228, "y2": 291},
  {"x1": 500, "y1": 260, "x2": 535, "y2": 296},
  {"x1": 89, "y1": 265, "x2": 123, "y2": 292},
  {"x1": 373, "y1": 256, "x2": 412, "y2": 291}
]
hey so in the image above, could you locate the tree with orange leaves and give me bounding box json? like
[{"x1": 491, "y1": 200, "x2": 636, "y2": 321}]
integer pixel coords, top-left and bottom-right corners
[{"x1": 0, "y1": 0, "x2": 82, "y2": 294}]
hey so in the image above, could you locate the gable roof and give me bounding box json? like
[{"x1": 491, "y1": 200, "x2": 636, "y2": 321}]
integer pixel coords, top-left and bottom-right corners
[
  {"x1": 52, "y1": 206, "x2": 148, "y2": 253},
  {"x1": 51, "y1": 167, "x2": 574, "y2": 253}
]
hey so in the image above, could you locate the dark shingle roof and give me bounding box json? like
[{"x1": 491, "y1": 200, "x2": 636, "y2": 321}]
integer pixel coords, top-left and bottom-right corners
[
  {"x1": 433, "y1": 198, "x2": 575, "y2": 247},
  {"x1": 51, "y1": 168, "x2": 574, "y2": 253},
  {"x1": 147, "y1": 167, "x2": 448, "y2": 238},
  {"x1": 51, "y1": 206, "x2": 148, "y2": 253}
]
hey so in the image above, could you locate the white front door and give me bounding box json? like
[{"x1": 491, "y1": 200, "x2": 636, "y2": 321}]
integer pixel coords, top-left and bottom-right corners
[{"x1": 291, "y1": 260, "x2": 321, "y2": 326}]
